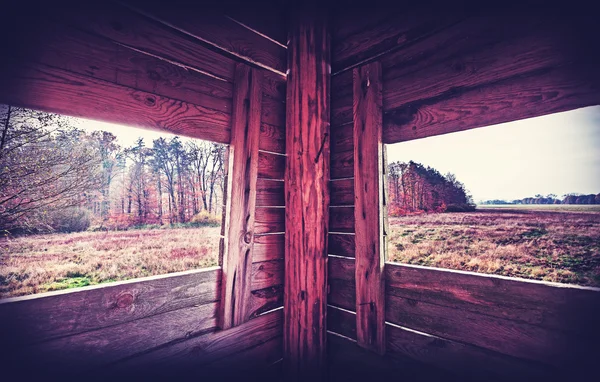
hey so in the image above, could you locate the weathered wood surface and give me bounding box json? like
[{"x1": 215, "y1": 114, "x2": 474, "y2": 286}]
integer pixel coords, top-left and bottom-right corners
[
  {"x1": 248, "y1": 285, "x2": 284, "y2": 318},
  {"x1": 253, "y1": 233, "x2": 285, "y2": 262},
  {"x1": 329, "y1": 207, "x2": 355, "y2": 233},
  {"x1": 219, "y1": 64, "x2": 262, "y2": 329},
  {"x1": 256, "y1": 179, "x2": 285, "y2": 207},
  {"x1": 258, "y1": 151, "x2": 286, "y2": 179},
  {"x1": 254, "y1": 208, "x2": 285, "y2": 234},
  {"x1": 0, "y1": 62, "x2": 232, "y2": 143},
  {"x1": 328, "y1": 234, "x2": 355, "y2": 257},
  {"x1": 330, "y1": 123, "x2": 354, "y2": 179},
  {"x1": 328, "y1": 305, "x2": 357, "y2": 340},
  {"x1": 123, "y1": 0, "x2": 286, "y2": 75},
  {"x1": 353, "y1": 62, "x2": 385, "y2": 354},
  {"x1": 328, "y1": 257, "x2": 356, "y2": 312},
  {"x1": 109, "y1": 309, "x2": 283, "y2": 377},
  {"x1": 330, "y1": 178, "x2": 354, "y2": 206},
  {"x1": 226, "y1": 6, "x2": 287, "y2": 46},
  {"x1": 284, "y1": 9, "x2": 330, "y2": 380},
  {"x1": 0, "y1": 267, "x2": 220, "y2": 345},
  {"x1": 260, "y1": 122, "x2": 286, "y2": 154},
  {"x1": 252, "y1": 260, "x2": 284, "y2": 291}
]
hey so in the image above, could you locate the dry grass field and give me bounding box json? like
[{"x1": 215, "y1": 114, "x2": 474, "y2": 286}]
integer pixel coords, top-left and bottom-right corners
[
  {"x1": 388, "y1": 207, "x2": 600, "y2": 286},
  {"x1": 0, "y1": 227, "x2": 220, "y2": 298}
]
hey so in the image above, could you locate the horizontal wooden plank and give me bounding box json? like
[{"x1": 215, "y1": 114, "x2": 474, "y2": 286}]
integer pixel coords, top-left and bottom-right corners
[
  {"x1": 262, "y1": 72, "x2": 287, "y2": 102},
  {"x1": 386, "y1": 263, "x2": 600, "y2": 337},
  {"x1": 206, "y1": 335, "x2": 283, "y2": 377},
  {"x1": 56, "y1": 2, "x2": 236, "y2": 81},
  {"x1": 256, "y1": 179, "x2": 285, "y2": 207},
  {"x1": 331, "y1": 4, "x2": 466, "y2": 73},
  {"x1": 0, "y1": 267, "x2": 220, "y2": 346},
  {"x1": 248, "y1": 285, "x2": 283, "y2": 319},
  {"x1": 254, "y1": 207, "x2": 285, "y2": 234},
  {"x1": 253, "y1": 233, "x2": 284, "y2": 262},
  {"x1": 383, "y1": 64, "x2": 600, "y2": 144},
  {"x1": 328, "y1": 256, "x2": 355, "y2": 281},
  {"x1": 329, "y1": 207, "x2": 355, "y2": 233},
  {"x1": 386, "y1": 323, "x2": 554, "y2": 381},
  {"x1": 331, "y1": 150, "x2": 354, "y2": 180},
  {"x1": 112, "y1": 309, "x2": 283, "y2": 371},
  {"x1": 386, "y1": 293, "x2": 595, "y2": 368},
  {"x1": 251, "y1": 260, "x2": 284, "y2": 291},
  {"x1": 14, "y1": 303, "x2": 218, "y2": 376},
  {"x1": 0, "y1": 61, "x2": 232, "y2": 143},
  {"x1": 328, "y1": 305, "x2": 357, "y2": 340},
  {"x1": 328, "y1": 278, "x2": 355, "y2": 312},
  {"x1": 124, "y1": 0, "x2": 286, "y2": 75},
  {"x1": 258, "y1": 122, "x2": 285, "y2": 154},
  {"x1": 331, "y1": 93, "x2": 353, "y2": 127},
  {"x1": 330, "y1": 178, "x2": 354, "y2": 206},
  {"x1": 328, "y1": 234, "x2": 355, "y2": 257},
  {"x1": 226, "y1": 6, "x2": 287, "y2": 46},
  {"x1": 261, "y1": 96, "x2": 285, "y2": 128},
  {"x1": 257, "y1": 151, "x2": 286, "y2": 180},
  {"x1": 330, "y1": 123, "x2": 353, "y2": 156}
]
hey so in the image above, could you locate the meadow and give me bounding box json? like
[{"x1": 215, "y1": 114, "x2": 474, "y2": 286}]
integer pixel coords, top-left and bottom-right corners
[
  {"x1": 0, "y1": 226, "x2": 220, "y2": 298},
  {"x1": 387, "y1": 207, "x2": 600, "y2": 286}
]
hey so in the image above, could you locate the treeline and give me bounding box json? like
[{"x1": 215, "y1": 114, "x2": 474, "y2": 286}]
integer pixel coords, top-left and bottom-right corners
[
  {"x1": 387, "y1": 161, "x2": 475, "y2": 216},
  {"x1": 0, "y1": 105, "x2": 225, "y2": 233},
  {"x1": 482, "y1": 193, "x2": 600, "y2": 205}
]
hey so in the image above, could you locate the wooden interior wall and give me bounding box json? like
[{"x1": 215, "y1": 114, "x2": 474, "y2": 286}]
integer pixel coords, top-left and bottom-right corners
[
  {"x1": 328, "y1": 2, "x2": 600, "y2": 380},
  {"x1": 0, "y1": 0, "x2": 286, "y2": 378}
]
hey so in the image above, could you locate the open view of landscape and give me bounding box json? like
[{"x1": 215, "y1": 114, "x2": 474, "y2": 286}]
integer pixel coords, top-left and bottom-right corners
[
  {"x1": 386, "y1": 106, "x2": 600, "y2": 286},
  {"x1": 0, "y1": 105, "x2": 224, "y2": 298}
]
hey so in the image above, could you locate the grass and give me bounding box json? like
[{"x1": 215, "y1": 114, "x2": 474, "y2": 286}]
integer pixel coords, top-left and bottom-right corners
[
  {"x1": 387, "y1": 208, "x2": 600, "y2": 286},
  {"x1": 477, "y1": 204, "x2": 600, "y2": 213},
  {"x1": 0, "y1": 226, "x2": 220, "y2": 298}
]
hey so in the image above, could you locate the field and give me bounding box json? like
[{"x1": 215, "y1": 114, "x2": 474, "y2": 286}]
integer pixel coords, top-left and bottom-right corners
[
  {"x1": 0, "y1": 227, "x2": 220, "y2": 298},
  {"x1": 388, "y1": 206, "x2": 600, "y2": 286}
]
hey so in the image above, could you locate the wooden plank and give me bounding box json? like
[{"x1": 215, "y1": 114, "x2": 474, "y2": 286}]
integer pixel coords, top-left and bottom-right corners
[
  {"x1": 12, "y1": 303, "x2": 218, "y2": 376},
  {"x1": 251, "y1": 260, "x2": 284, "y2": 291},
  {"x1": 56, "y1": 2, "x2": 236, "y2": 81},
  {"x1": 219, "y1": 64, "x2": 263, "y2": 329},
  {"x1": 328, "y1": 255, "x2": 355, "y2": 282},
  {"x1": 386, "y1": 263, "x2": 600, "y2": 337},
  {"x1": 331, "y1": 150, "x2": 354, "y2": 180},
  {"x1": 383, "y1": 64, "x2": 600, "y2": 144},
  {"x1": 353, "y1": 62, "x2": 385, "y2": 354},
  {"x1": 253, "y1": 233, "x2": 285, "y2": 262},
  {"x1": 330, "y1": 121, "x2": 353, "y2": 154},
  {"x1": 261, "y1": 96, "x2": 286, "y2": 127},
  {"x1": 254, "y1": 208, "x2": 285, "y2": 234},
  {"x1": 386, "y1": 323, "x2": 554, "y2": 381},
  {"x1": 329, "y1": 207, "x2": 355, "y2": 233},
  {"x1": 258, "y1": 151, "x2": 286, "y2": 179},
  {"x1": 0, "y1": 61, "x2": 232, "y2": 143},
  {"x1": 331, "y1": 4, "x2": 466, "y2": 74},
  {"x1": 227, "y1": 6, "x2": 288, "y2": 46},
  {"x1": 285, "y1": 9, "x2": 330, "y2": 380},
  {"x1": 256, "y1": 179, "x2": 285, "y2": 207},
  {"x1": 328, "y1": 234, "x2": 355, "y2": 257},
  {"x1": 328, "y1": 305, "x2": 357, "y2": 340},
  {"x1": 206, "y1": 335, "x2": 283, "y2": 378},
  {"x1": 111, "y1": 309, "x2": 283, "y2": 375},
  {"x1": 328, "y1": 278, "x2": 356, "y2": 312},
  {"x1": 123, "y1": 0, "x2": 286, "y2": 75},
  {"x1": 0, "y1": 267, "x2": 220, "y2": 346},
  {"x1": 259, "y1": 122, "x2": 286, "y2": 154},
  {"x1": 330, "y1": 178, "x2": 354, "y2": 206},
  {"x1": 248, "y1": 285, "x2": 284, "y2": 318},
  {"x1": 332, "y1": 93, "x2": 353, "y2": 127}
]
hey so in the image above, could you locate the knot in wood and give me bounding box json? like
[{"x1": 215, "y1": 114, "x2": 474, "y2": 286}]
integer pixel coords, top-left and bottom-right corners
[
  {"x1": 244, "y1": 232, "x2": 253, "y2": 244},
  {"x1": 116, "y1": 293, "x2": 134, "y2": 308},
  {"x1": 145, "y1": 96, "x2": 156, "y2": 106}
]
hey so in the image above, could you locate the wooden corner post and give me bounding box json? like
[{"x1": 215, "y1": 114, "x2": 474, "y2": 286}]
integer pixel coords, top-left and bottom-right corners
[
  {"x1": 284, "y1": 7, "x2": 331, "y2": 381},
  {"x1": 353, "y1": 61, "x2": 386, "y2": 354},
  {"x1": 219, "y1": 63, "x2": 263, "y2": 329}
]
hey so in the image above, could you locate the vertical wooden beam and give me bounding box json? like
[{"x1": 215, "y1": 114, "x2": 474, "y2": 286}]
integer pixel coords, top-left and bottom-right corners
[
  {"x1": 353, "y1": 61, "x2": 386, "y2": 354},
  {"x1": 284, "y1": 8, "x2": 331, "y2": 381},
  {"x1": 219, "y1": 63, "x2": 263, "y2": 329}
]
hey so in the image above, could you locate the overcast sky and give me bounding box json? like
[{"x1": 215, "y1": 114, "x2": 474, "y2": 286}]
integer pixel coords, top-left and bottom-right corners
[
  {"x1": 74, "y1": 120, "x2": 196, "y2": 147},
  {"x1": 386, "y1": 106, "x2": 600, "y2": 202}
]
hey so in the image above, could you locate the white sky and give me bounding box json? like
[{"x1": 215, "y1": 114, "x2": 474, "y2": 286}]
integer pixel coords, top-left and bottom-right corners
[{"x1": 386, "y1": 106, "x2": 600, "y2": 202}]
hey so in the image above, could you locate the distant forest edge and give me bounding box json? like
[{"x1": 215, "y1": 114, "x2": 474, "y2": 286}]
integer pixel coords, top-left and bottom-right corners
[
  {"x1": 387, "y1": 161, "x2": 475, "y2": 216},
  {"x1": 0, "y1": 105, "x2": 225, "y2": 234},
  {"x1": 481, "y1": 193, "x2": 600, "y2": 205}
]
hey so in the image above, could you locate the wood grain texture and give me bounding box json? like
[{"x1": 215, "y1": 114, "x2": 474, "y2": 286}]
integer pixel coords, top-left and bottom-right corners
[
  {"x1": 328, "y1": 305, "x2": 357, "y2": 340},
  {"x1": 328, "y1": 234, "x2": 355, "y2": 257},
  {"x1": 353, "y1": 62, "x2": 385, "y2": 354},
  {"x1": 259, "y1": 122, "x2": 286, "y2": 154},
  {"x1": 248, "y1": 285, "x2": 284, "y2": 318},
  {"x1": 329, "y1": 207, "x2": 355, "y2": 233},
  {"x1": 0, "y1": 268, "x2": 220, "y2": 346},
  {"x1": 254, "y1": 208, "x2": 285, "y2": 234},
  {"x1": 123, "y1": 0, "x2": 286, "y2": 75},
  {"x1": 226, "y1": 5, "x2": 287, "y2": 46},
  {"x1": 256, "y1": 179, "x2": 285, "y2": 207},
  {"x1": 383, "y1": 64, "x2": 600, "y2": 143},
  {"x1": 253, "y1": 233, "x2": 285, "y2": 262},
  {"x1": 258, "y1": 151, "x2": 286, "y2": 179},
  {"x1": 219, "y1": 64, "x2": 263, "y2": 329},
  {"x1": 284, "y1": 9, "x2": 330, "y2": 380},
  {"x1": 0, "y1": 61, "x2": 232, "y2": 143},
  {"x1": 330, "y1": 178, "x2": 354, "y2": 206},
  {"x1": 251, "y1": 260, "x2": 284, "y2": 291}
]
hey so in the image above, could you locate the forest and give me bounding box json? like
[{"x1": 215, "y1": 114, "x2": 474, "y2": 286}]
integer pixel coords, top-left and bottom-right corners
[
  {"x1": 386, "y1": 160, "x2": 475, "y2": 216},
  {"x1": 481, "y1": 193, "x2": 600, "y2": 205},
  {"x1": 0, "y1": 105, "x2": 225, "y2": 234}
]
